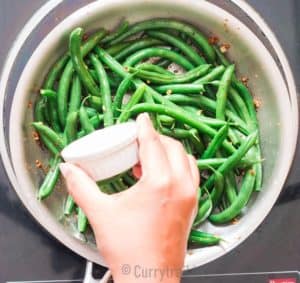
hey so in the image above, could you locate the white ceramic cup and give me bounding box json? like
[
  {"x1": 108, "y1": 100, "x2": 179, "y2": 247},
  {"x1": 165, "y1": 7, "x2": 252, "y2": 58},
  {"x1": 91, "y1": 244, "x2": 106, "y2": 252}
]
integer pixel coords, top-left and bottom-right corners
[{"x1": 61, "y1": 122, "x2": 138, "y2": 181}]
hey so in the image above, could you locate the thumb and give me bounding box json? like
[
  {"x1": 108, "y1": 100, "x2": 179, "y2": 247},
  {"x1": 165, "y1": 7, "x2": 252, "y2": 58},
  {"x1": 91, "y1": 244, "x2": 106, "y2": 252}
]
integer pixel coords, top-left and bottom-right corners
[{"x1": 60, "y1": 163, "x2": 106, "y2": 214}]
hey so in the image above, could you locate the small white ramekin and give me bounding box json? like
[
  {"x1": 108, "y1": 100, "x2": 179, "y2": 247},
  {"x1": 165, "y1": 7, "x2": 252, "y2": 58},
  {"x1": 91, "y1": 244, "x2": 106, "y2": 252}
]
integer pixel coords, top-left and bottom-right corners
[{"x1": 61, "y1": 122, "x2": 138, "y2": 181}]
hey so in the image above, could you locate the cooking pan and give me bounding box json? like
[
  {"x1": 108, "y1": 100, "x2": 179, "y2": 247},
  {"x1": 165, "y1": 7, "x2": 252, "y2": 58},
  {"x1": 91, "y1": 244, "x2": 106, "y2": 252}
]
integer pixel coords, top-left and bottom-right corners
[{"x1": 0, "y1": 0, "x2": 298, "y2": 271}]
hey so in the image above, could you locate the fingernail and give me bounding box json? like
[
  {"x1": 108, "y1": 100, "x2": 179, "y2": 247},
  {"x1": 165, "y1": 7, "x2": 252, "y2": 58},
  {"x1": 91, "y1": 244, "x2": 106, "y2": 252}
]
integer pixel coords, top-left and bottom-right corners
[{"x1": 59, "y1": 163, "x2": 71, "y2": 178}]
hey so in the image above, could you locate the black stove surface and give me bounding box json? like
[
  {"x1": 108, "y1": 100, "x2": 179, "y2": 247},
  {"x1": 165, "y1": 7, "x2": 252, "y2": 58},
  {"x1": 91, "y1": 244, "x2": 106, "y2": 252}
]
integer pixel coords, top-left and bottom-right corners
[{"x1": 0, "y1": 0, "x2": 299, "y2": 282}]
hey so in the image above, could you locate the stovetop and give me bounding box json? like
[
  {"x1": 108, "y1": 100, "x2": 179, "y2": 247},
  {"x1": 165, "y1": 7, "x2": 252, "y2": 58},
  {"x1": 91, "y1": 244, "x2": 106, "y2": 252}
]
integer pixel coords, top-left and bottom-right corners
[{"x1": 0, "y1": 0, "x2": 299, "y2": 282}]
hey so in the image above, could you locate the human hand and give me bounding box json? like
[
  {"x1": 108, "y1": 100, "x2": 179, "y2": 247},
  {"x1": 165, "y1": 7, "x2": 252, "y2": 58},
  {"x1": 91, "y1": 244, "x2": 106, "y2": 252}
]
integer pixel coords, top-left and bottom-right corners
[{"x1": 59, "y1": 113, "x2": 199, "y2": 283}]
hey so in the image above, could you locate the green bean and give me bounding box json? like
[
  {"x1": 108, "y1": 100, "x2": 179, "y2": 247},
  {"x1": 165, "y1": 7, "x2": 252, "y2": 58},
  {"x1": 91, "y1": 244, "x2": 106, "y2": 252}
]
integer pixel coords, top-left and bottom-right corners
[
  {"x1": 123, "y1": 47, "x2": 194, "y2": 70},
  {"x1": 42, "y1": 102, "x2": 51, "y2": 126},
  {"x1": 34, "y1": 98, "x2": 46, "y2": 123},
  {"x1": 123, "y1": 173, "x2": 136, "y2": 187},
  {"x1": 193, "y1": 191, "x2": 213, "y2": 226},
  {"x1": 196, "y1": 157, "x2": 258, "y2": 170},
  {"x1": 136, "y1": 62, "x2": 173, "y2": 76},
  {"x1": 201, "y1": 124, "x2": 229, "y2": 159},
  {"x1": 190, "y1": 115, "x2": 227, "y2": 128},
  {"x1": 213, "y1": 45, "x2": 229, "y2": 65},
  {"x1": 128, "y1": 102, "x2": 236, "y2": 154},
  {"x1": 167, "y1": 94, "x2": 249, "y2": 134},
  {"x1": 40, "y1": 90, "x2": 61, "y2": 133},
  {"x1": 143, "y1": 90, "x2": 160, "y2": 130},
  {"x1": 210, "y1": 170, "x2": 225, "y2": 208},
  {"x1": 99, "y1": 183, "x2": 117, "y2": 194},
  {"x1": 233, "y1": 81, "x2": 262, "y2": 191},
  {"x1": 77, "y1": 114, "x2": 103, "y2": 138},
  {"x1": 209, "y1": 169, "x2": 256, "y2": 223},
  {"x1": 156, "y1": 58, "x2": 171, "y2": 68},
  {"x1": 85, "y1": 107, "x2": 98, "y2": 118},
  {"x1": 216, "y1": 65, "x2": 235, "y2": 120},
  {"x1": 182, "y1": 105, "x2": 199, "y2": 114},
  {"x1": 90, "y1": 53, "x2": 114, "y2": 126},
  {"x1": 89, "y1": 69, "x2": 98, "y2": 82},
  {"x1": 34, "y1": 99, "x2": 60, "y2": 155},
  {"x1": 112, "y1": 74, "x2": 135, "y2": 118},
  {"x1": 229, "y1": 87, "x2": 251, "y2": 123},
  {"x1": 162, "y1": 127, "x2": 204, "y2": 155},
  {"x1": 44, "y1": 54, "x2": 69, "y2": 89},
  {"x1": 89, "y1": 114, "x2": 103, "y2": 129},
  {"x1": 32, "y1": 122, "x2": 65, "y2": 151},
  {"x1": 79, "y1": 106, "x2": 95, "y2": 134},
  {"x1": 194, "y1": 65, "x2": 225, "y2": 84},
  {"x1": 64, "y1": 195, "x2": 75, "y2": 215},
  {"x1": 69, "y1": 28, "x2": 100, "y2": 97},
  {"x1": 64, "y1": 111, "x2": 78, "y2": 144},
  {"x1": 189, "y1": 230, "x2": 220, "y2": 246},
  {"x1": 147, "y1": 30, "x2": 205, "y2": 65},
  {"x1": 102, "y1": 20, "x2": 129, "y2": 44},
  {"x1": 189, "y1": 129, "x2": 205, "y2": 154},
  {"x1": 155, "y1": 84, "x2": 205, "y2": 94},
  {"x1": 82, "y1": 29, "x2": 108, "y2": 56},
  {"x1": 127, "y1": 64, "x2": 211, "y2": 84},
  {"x1": 77, "y1": 208, "x2": 88, "y2": 233},
  {"x1": 40, "y1": 89, "x2": 56, "y2": 99},
  {"x1": 158, "y1": 115, "x2": 174, "y2": 126},
  {"x1": 160, "y1": 127, "x2": 194, "y2": 139},
  {"x1": 57, "y1": 61, "x2": 74, "y2": 127},
  {"x1": 183, "y1": 139, "x2": 193, "y2": 154},
  {"x1": 195, "y1": 170, "x2": 225, "y2": 223},
  {"x1": 89, "y1": 96, "x2": 103, "y2": 110},
  {"x1": 109, "y1": 19, "x2": 215, "y2": 62},
  {"x1": 228, "y1": 128, "x2": 241, "y2": 146},
  {"x1": 129, "y1": 102, "x2": 215, "y2": 134},
  {"x1": 57, "y1": 30, "x2": 106, "y2": 128},
  {"x1": 38, "y1": 156, "x2": 61, "y2": 200},
  {"x1": 203, "y1": 131, "x2": 257, "y2": 190},
  {"x1": 224, "y1": 171, "x2": 238, "y2": 204},
  {"x1": 95, "y1": 47, "x2": 135, "y2": 78},
  {"x1": 106, "y1": 42, "x2": 131, "y2": 56},
  {"x1": 118, "y1": 85, "x2": 146, "y2": 123},
  {"x1": 69, "y1": 75, "x2": 82, "y2": 113},
  {"x1": 112, "y1": 179, "x2": 128, "y2": 192},
  {"x1": 114, "y1": 38, "x2": 163, "y2": 61}
]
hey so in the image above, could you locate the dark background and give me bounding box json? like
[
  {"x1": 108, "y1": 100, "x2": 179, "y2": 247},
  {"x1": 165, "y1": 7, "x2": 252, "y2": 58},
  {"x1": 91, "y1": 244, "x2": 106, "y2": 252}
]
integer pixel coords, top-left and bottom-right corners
[{"x1": 0, "y1": 0, "x2": 299, "y2": 282}]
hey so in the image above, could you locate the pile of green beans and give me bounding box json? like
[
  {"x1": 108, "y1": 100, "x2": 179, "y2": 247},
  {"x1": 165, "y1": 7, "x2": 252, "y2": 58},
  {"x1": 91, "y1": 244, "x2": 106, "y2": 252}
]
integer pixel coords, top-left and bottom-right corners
[{"x1": 32, "y1": 19, "x2": 263, "y2": 247}]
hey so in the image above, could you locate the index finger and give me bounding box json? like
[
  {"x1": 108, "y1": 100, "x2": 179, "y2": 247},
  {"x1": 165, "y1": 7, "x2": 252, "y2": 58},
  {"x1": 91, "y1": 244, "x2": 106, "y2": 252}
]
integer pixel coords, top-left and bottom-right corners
[{"x1": 136, "y1": 113, "x2": 170, "y2": 180}]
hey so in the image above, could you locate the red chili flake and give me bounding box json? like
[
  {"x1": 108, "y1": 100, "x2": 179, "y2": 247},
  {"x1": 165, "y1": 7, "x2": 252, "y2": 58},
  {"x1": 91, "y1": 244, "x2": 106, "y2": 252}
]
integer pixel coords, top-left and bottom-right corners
[
  {"x1": 208, "y1": 35, "x2": 219, "y2": 45},
  {"x1": 27, "y1": 101, "x2": 33, "y2": 109}
]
